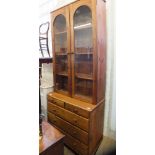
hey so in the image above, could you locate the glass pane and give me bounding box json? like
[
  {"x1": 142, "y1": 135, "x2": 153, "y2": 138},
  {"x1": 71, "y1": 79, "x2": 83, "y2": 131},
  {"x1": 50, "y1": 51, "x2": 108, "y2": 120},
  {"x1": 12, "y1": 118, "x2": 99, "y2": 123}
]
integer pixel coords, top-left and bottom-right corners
[
  {"x1": 75, "y1": 54, "x2": 93, "y2": 76},
  {"x1": 54, "y1": 15, "x2": 67, "y2": 54},
  {"x1": 56, "y1": 75, "x2": 68, "y2": 92},
  {"x1": 55, "y1": 55, "x2": 68, "y2": 75},
  {"x1": 54, "y1": 15, "x2": 68, "y2": 93},
  {"x1": 74, "y1": 6, "x2": 93, "y2": 53},
  {"x1": 74, "y1": 6, "x2": 93, "y2": 100},
  {"x1": 75, "y1": 78, "x2": 93, "y2": 99}
]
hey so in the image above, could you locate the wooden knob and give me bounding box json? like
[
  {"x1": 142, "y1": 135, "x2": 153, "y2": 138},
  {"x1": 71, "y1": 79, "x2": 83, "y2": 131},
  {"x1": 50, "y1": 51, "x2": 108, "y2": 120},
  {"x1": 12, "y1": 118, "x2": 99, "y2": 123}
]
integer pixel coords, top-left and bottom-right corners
[
  {"x1": 73, "y1": 131, "x2": 77, "y2": 135},
  {"x1": 53, "y1": 109, "x2": 57, "y2": 112},
  {"x1": 73, "y1": 109, "x2": 78, "y2": 113},
  {"x1": 73, "y1": 118, "x2": 78, "y2": 123},
  {"x1": 73, "y1": 142, "x2": 76, "y2": 146}
]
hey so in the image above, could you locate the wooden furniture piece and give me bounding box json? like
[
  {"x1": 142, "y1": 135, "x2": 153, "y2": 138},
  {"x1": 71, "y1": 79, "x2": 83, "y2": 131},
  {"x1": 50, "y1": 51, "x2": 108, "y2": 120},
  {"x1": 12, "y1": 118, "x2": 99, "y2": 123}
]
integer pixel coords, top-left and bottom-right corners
[
  {"x1": 48, "y1": 0, "x2": 106, "y2": 155},
  {"x1": 39, "y1": 121, "x2": 65, "y2": 155},
  {"x1": 48, "y1": 92, "x2": 104, "y2": 155}
]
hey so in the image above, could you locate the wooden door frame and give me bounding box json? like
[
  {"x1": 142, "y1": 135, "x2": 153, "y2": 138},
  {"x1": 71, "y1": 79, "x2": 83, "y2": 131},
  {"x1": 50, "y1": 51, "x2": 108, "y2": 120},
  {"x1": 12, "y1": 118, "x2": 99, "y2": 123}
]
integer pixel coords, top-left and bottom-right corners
[{"x1": 69, "y1": 0, "x2": 97, "y2": 103}]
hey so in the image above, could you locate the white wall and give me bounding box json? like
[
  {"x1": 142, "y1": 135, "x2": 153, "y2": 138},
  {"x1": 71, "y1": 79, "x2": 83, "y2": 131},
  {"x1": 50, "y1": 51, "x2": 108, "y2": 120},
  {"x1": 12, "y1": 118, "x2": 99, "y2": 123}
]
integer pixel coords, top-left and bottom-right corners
[
  {"x1": 104, "y1": 0, "x2": 116, "y2": 139},
  {"x1": 39, "y1": 0, "x2": 116, "y2": 139},
  {"x1": 39, "y1": 0, "x2": 77, "y2": 57}
]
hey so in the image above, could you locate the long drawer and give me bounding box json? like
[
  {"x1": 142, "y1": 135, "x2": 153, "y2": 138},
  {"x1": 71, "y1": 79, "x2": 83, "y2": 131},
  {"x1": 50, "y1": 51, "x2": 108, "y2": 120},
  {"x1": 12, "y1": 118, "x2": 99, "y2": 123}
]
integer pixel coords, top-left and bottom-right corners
[
  {"x1": 48, "y1": 96, "x2": 64, "y2": 108},
  {"x1": 48, "y1": 96, "x2": 89, "y2": 118},
  {"x1": 48, "y1": 112, "x2": 89, "y2": 145},
  {"x1": 49, "y1": 123, "x2": 88, "y2": 155},
  {"x1": 65, "y1": 133, "x2": 88, "y2": 155},
  {"x1": 48, "y1": 102, "x2": 89, "y2": 132},
  {"x1": 65, "y1": 102, "x2": 89, "y2": 118}
]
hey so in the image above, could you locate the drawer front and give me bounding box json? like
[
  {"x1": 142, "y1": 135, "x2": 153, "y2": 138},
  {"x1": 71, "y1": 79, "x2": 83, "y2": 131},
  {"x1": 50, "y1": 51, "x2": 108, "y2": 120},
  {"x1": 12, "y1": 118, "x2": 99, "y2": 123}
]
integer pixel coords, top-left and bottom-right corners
[
  {"x1": 48, "y1": 102, "x2": 89, "y2": 132},
  {"x1": 65, "y1": 133, "x2": 88, "y2": 155},
  {"x1": 48, "y1": 97, "x2": 64, "y2": 108},
  {"x1": 65, "y1": 103, "x2": 89, "y2": 118},
  {"x1": 48, "y1": 112, "x2": 89, "y2": 145}
]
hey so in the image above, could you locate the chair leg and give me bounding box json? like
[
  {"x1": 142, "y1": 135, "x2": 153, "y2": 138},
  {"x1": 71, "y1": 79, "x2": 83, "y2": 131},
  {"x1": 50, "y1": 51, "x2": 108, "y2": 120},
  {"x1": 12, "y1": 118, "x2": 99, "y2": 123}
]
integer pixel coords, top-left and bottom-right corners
[
  {"x1": 41, "y1": 50, "x2": 44, "y2": 57},
  {"x1": 39, "y1": 37, "x2": 50, "y2": 57},
  {"x1": 46, "y1": 38, "x2": 50, "y2": 57},
  {"x1": 39, "y1": 39, "x2": 44, "y2": 57}
]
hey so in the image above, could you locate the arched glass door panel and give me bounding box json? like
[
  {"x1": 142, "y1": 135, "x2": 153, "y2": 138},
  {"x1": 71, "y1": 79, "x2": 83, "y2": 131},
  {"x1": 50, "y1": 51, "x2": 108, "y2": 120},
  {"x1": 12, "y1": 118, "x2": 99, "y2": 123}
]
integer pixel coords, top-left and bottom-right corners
[
  {"x1": 54, "y1": 15, "x2": 68, "y2": 93},
  {"x1": 73, "y1": 6, "x2": 93, "y2": 101}
]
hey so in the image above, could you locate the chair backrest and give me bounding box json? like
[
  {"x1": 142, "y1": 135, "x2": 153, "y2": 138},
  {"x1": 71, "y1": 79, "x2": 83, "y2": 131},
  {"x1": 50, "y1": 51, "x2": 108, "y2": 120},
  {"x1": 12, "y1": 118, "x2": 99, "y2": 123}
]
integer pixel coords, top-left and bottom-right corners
[{"x1": 39, "y1": 22, "x2": 50, "y2": 35}]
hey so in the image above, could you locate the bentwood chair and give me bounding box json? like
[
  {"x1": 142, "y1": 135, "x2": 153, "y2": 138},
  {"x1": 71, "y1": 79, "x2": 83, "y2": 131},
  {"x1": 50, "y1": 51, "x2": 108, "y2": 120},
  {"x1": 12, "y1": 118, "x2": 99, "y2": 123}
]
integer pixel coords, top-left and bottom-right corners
[{"x1": 39, "y1": 22, "x2": 50, "y2": 57}]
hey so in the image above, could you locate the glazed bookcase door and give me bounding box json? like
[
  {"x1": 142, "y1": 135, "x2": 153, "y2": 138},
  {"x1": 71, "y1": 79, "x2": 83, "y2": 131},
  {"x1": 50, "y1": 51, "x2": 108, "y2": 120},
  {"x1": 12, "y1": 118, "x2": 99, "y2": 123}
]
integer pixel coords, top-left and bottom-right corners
[
  {"x1": 70, "y1": 1, "x2": 95, "y2": 103},
  {"x1": 52, "y1": 8, "x2": 71, "y2": 96}
]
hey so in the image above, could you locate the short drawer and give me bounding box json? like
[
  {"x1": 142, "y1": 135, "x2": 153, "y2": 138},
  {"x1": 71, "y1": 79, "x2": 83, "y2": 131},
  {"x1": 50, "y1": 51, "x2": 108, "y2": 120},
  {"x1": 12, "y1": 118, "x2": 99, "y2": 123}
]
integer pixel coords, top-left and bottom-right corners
[
  {"x1": 48, "y1": 112, "x2": 89, "y2": 145},
  {"x1": 48, "y1": 102, "x2": 89, "y2": 132},
  {"x1": 65, "y1": 103, "x2": 89, "y2": 118},
  {"x1": 48, "y1": 97, "x2": 64, "y2": 108},
  {"x1": 64, "y1": 133, "x2": 88, "y2": 155}
]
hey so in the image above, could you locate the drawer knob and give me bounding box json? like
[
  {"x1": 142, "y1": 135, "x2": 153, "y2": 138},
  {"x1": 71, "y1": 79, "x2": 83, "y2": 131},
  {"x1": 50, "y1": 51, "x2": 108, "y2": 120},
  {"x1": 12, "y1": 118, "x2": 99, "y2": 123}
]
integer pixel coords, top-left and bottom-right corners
[
  {"x1": 53, "y1": 109, "x2": 57, "y2": 112},
  {"x1": 73, "y1": 142, "x2": 77, "y2": 147},
  {"x1": 73, "y1": 131, "x2": 77, "y2": 135},
  {"x1": 73, "y1": 118, "x2": 78, "y2": 123},
  {"x1": 73, "y1": 109, "x2": 78, "y2": 113},
  {"x1": 53, "y1": 119, "x2": 57, "y2": 123}
]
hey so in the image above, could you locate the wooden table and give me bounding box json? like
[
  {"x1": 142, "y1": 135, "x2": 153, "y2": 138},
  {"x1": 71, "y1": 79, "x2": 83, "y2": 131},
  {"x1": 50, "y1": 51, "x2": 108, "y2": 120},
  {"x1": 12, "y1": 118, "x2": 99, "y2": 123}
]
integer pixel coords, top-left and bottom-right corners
[{"x1": 39, "y1": 121, "x2": 65, "y2": 155}]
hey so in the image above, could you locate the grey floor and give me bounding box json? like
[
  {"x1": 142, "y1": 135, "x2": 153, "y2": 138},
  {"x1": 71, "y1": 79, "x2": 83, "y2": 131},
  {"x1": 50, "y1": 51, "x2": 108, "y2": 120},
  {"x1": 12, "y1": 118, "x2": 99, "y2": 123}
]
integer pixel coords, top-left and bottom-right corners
[{"x1": 64, "y1": 136, "x2": 116, "y2": 155}]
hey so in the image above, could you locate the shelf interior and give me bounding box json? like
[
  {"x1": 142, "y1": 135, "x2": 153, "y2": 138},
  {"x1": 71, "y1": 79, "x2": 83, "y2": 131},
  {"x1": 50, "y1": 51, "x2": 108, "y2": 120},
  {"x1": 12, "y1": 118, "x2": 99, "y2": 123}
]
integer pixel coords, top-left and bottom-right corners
[
  {"x1": 55, "y1": 52, "x2": 67, "y2": 56},
  {"x1": 75, "y1": 52, "x2": 93, "y2": 55},
  {"x1": 75, "y1": 73, "x2": 93, "y2": 80},
  {"x1": 74, "y1": 93, "x2": 92, "y2": 102},
  {"x1": 74, "y1": 23, "x2": 92, "y2": 30},
  {"x1": 56, "y1": 71, "x2": 68, "y2": 76},
  {"x1": 75, "y1": 77, "x2": 93, "y2": 98},
  {"x1": 56, "y1": 75, "x2": 68, "y2": 92},
  {"x1": 55, "y1": 31, "x2": 67, "y2": 35}
]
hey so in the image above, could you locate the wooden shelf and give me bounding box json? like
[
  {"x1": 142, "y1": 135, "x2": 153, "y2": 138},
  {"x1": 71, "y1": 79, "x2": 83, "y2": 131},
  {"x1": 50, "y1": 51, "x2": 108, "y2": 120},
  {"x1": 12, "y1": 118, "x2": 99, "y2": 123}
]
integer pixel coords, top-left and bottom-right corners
[
  {"x1": 75, "y1": 47, "x2": 93, "y2": 54},
  {"x1": 55, "y1": 52, "x2": 67, "y2": 56},
  {"x1": 55, "y1": 31, "x2": 67, "y2": 35},
  {"x1": 74, "y1": 23, "x2": 92, "y2": 30},
  {"x1": 56, "y1": 89, "x2": 68, "y2": 95},
  {"x1": 56, "y1": 52, "x2": 93, "y2": 55},
  {"x1": 75, "y1": 73, "x2": 93, "y2": 80},
  {"x1": 56, "y1": 72, "x2": 68, "y2": 76},
  {"x1": 74, "y1": 93, "x2": 92, "y2": 102},
  {"x1": 75, "y1": 52, "x2": 93, "y2": 55}
]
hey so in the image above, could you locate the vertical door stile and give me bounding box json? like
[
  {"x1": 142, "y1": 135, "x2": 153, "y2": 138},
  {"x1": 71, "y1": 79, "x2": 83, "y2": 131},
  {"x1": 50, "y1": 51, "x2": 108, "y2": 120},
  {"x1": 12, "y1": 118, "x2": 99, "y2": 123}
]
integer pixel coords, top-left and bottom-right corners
[
  {"x1": 66, "y1": 7, "x2": 72, "y2": 97},
  {"x1": 92, "y1": 0, "x2": 97, "y2": 104},
  {"x1": 68, "y1": 5, "x2": 72, "y2": 97},
  {"x1": 70, "y1": 4, "x2": 75, "y2": 97}
]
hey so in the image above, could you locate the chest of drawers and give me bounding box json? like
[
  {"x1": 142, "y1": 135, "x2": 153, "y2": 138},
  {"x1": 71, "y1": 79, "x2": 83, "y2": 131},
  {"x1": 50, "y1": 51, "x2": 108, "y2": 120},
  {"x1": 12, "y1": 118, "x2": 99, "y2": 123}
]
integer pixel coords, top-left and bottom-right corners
[{"x1": 47, "y1": 92, "x2": 104, "y2": 155}]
